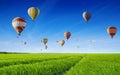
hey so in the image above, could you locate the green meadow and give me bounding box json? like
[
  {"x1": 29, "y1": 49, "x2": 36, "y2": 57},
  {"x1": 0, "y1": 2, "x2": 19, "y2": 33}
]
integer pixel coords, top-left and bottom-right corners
[{"x1": 0, "y1": 54, "x2": 119, "y2": 75}]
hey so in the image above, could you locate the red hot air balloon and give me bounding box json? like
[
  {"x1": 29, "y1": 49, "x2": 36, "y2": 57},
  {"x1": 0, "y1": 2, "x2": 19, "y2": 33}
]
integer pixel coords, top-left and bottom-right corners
[
  {"x1": 107, "y1": 26, "x2": 117, "y2": 38},
  {"x1": 64, "y1": 32, "x2": 71, "y2": 40},
  {"x1": 12, "y1": 17, "x2": 26, "y2": 36}
]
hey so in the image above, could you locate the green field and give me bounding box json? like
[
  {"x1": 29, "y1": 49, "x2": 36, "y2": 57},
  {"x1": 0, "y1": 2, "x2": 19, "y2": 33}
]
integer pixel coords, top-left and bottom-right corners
[{"x1": 0, "y1": 54, "x2": 119, "y2": 75}]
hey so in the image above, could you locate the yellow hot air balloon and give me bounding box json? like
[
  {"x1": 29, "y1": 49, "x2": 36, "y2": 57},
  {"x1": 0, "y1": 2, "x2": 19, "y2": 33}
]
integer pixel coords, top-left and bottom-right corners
[
  {"x1": 59, "y1": 40, "x2": 65, "y2": 46},
  {"x1": 41, "y1": 38, "x2": 48, "y2": 45},
  {"x1": 28, "y1": 7, "x2": 40, "y2": 20}
]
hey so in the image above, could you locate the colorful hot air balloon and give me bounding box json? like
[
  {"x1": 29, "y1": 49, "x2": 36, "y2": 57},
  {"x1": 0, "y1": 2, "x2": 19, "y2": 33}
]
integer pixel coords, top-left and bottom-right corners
[
  {"x1": 82, "y1": 11, "x2": 92, "y2": 23},
  {"x1": 41, "y1": 38, "x2": 48, "y2": 49},
  {"x1": 41, "y1": 38, "x2": 48, "y2": 45},
  {"x1": 64, "y1": 32, "x2": 71, "y2": 40},
  {"x1": 107, "y1": 26, "x2": 117, "y2": 38},
  {"x1": 28, "y1": 7, "x2": 40, "y2": 20},
  {"x1": 59, "y1": 40, "x2": 65, "y2": 46},
  {"x1": 12, "y1": 17, "x2": 26, "y2": 36}
]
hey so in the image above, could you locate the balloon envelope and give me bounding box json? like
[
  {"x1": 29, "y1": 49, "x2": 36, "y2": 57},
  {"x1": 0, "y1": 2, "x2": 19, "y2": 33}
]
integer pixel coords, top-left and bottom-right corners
[
  {"x1": 41, "y1": 38, "x2": 48, "y2": 45},
  {"x1": 64, "y1": 32, "x2": 71, "y2": 40},
  {"x1": 28, "y1": 7, "x2": 40, "y2": 20},
  {"x1": 12, "y1": 17, "x2": 26, "y2": 35},
  {"x1": 107, "y1": 26, "x2": 117, "y2": 38},
  {"x1": 83, "y1": 11, "x2": 92, "y2": 22},
  {"x1": 59, "y1": 40, "x2": 65, "y2": 46}
]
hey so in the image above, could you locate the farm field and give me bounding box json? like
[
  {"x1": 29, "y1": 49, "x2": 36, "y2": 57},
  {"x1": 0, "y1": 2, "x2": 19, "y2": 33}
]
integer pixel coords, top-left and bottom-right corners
[{"x1": 0, "y1": 54, "x2": 119, "y2": 75}]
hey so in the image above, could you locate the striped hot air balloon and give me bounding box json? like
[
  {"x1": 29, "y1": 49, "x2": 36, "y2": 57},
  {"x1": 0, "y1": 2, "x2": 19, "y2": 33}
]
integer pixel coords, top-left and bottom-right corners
[
  {"x1": 64, "y1": 32, "x2": 71, "y2": 40},
  {"x1": 107, "y1": 26, "x2": 117, "y2": 38},
  {"x1": 28, "y1": 7, "x2": 40, "y2": 20},
  {"x1": 12, "y1": 17, "x2": 26, "y2": 36}
]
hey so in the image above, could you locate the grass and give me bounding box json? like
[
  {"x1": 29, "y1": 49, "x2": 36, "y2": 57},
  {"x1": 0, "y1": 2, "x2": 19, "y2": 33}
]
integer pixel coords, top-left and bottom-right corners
[
  {"x1": 64, "y1": 54, "x2": 120, "y2": 75},
  {"x1": 0, "y1": 54, "x2": 70, "y2": 68},
  {"x1": 0, "y1": 54, "x2": 119, "y2": 75}
]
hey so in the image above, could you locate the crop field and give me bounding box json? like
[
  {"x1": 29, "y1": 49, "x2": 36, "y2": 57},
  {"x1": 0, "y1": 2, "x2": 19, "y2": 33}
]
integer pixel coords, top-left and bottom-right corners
[{"x1": 0, "y1": 54, "x2": 119, "y2": 75}]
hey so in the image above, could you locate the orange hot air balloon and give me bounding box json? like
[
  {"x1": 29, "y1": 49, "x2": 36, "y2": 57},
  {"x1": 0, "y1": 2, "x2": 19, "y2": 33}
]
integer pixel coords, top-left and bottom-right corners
[
  {"x1": 107, "y1": 26, "x2": 117, "y2": 38},
  {"x1": 64, "y1": 32, "x2": 71, "y2": 40}
]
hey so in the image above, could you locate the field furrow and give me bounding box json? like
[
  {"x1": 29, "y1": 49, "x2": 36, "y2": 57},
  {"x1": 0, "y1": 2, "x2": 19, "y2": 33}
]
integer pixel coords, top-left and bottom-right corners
[
  {"x1": 63, "y1": 56, "x2": 84, "y2": 74},
  {"x1": 0, "y1": 56, "x2": 82, "y2": 75},
  {"x1": 64, "y1": 54, "x2": 120, "y2": 75},
  {"x1": 0, "y1": 56, "x2": 70, "y2": 68}
]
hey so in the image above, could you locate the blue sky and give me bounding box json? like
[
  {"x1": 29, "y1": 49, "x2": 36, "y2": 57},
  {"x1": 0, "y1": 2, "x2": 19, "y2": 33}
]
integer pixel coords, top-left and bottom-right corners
[{"x1": 0, "y1": 0, "x2": 120, "y2": 53}]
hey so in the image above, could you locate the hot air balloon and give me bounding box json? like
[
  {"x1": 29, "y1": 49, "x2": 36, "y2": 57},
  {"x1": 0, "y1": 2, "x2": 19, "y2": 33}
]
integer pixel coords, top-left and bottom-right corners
[
  {"x1": 64, "y1": 32, "x2": 71, "y2": 40},
  {"x1": 41, "y1": 38, "x2": 48, "y2": 49},
  {"x1": 59, "y1": 40, "x2": 65, "y2": 46},
  {"x1": 41, "y1": 38, "x2": 48, "y2": 45},
  {"x1": 28, "y1": 7, "x2": 40, "y2": 20},
  {"x1": 107, "y1": 26, "x2": 117, "y2": 38},
  {"x1": 24, "y1": 42, "x2": 27, "y2": 45},
  {"x1": 12, "y1": 17, "x2": 26, "y2": 36},
  {"x1": 82, "y1": 11, "x2": 92, "y2": 23}
]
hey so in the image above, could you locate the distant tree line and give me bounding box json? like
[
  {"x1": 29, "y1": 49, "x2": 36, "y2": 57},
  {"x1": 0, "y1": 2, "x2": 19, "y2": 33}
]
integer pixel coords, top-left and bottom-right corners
[{"x1": 0, "y1": 52, "x2": 29, "y2": 54}]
